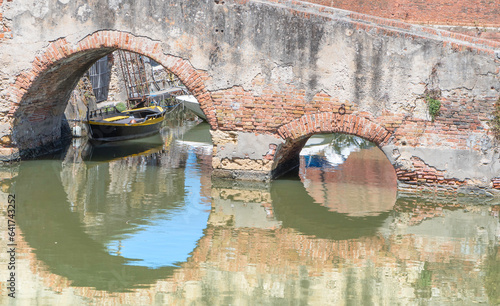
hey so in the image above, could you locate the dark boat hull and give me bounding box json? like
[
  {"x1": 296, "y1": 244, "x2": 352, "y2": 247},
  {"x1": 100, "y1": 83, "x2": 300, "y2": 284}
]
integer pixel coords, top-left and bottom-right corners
[
  {"x1": 89, "y1": 120, "x2": 164, "y2": 142},
  {"x1": 87, "y1": 106, "x2": 167, "y2": 142}
]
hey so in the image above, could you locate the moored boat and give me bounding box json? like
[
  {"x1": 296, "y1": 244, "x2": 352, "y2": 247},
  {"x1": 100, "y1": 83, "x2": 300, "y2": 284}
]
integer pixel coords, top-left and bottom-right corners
[
  {"x1": 176, "y1": 95, "x2": 206, "y2": 120},
  {"x1": 87, "y1": 106, "x2": 167, "y2": 142}
]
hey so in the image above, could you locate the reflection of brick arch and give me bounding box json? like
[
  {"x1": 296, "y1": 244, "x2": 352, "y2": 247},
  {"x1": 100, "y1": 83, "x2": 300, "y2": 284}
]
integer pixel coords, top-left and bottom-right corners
[
  {"x1": 10, "y1": 30, "x2": 216, "y2": 149},
  {"x1": 277, "y1": 112, "x2": 393, "y2": 146}
]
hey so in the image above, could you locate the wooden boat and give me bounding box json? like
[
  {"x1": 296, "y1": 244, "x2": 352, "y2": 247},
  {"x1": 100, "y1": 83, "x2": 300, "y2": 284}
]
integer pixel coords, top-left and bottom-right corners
[{"x1": 87, "y1": 106, "x2": 167, "y2": 142}]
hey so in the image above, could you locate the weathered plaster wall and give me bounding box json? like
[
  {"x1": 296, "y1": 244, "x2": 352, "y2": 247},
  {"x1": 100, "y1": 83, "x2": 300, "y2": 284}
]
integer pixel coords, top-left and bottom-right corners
[{"x1": 0, "y1": 0, "x2": 499, "y2": 194}]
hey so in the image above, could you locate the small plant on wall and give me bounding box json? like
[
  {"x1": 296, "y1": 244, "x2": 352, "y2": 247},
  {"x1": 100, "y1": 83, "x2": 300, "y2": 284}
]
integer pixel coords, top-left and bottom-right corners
[
  {"x1": 426, "y1": 63, "x2": 441, "y2": 122},
  {"x1": 491, "y1": 97, "x2": 500, "y2": 140},
  {"x1": 426, "y1": 95, "x2": 441, "y2": 122}
]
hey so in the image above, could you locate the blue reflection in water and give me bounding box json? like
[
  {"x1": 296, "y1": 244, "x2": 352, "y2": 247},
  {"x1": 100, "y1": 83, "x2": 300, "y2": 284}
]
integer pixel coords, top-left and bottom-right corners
[
  {"x1": 106, "y1": 150, "x2": 210, "y2": 268},
  {"x1": 300, "y1": 134, "x2": 372, "y2": 169}
]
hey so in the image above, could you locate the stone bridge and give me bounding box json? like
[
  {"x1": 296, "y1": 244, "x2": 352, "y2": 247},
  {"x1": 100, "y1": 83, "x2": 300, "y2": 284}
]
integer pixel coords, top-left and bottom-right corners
[{"x1": 1, "y1": 0, "x2": 500, "y2": 195}]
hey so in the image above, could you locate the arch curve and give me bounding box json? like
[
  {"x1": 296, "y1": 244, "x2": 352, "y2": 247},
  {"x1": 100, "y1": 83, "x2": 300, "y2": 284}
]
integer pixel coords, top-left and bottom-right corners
[
  {"x1": 9, "y1": 30, "x2": 216, "y2": 152},
  {"x1": 277, "y1": 112, "x2": 393, "y2": 146}
]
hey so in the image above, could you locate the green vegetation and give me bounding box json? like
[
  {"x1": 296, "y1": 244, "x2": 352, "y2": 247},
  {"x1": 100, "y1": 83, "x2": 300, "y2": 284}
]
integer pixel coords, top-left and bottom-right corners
[
  {"x1": 426, "y1": 95, "x2": 441, "y2": 122},
  {"x1": 100, "y1": 102, "x2": 128, "y2": 113},
  {"x1": 115, "y1": 102, "x2": 127, "y2": 112},
  {"x1": 102, "y1": 106, "x2": 115, "y2": 112},
  {"x1": 491, "y1": 98, "x2": 500, "y2": 140},
  {"x1": 414, "y1": 262, "x2": 432, "y2": 299}
]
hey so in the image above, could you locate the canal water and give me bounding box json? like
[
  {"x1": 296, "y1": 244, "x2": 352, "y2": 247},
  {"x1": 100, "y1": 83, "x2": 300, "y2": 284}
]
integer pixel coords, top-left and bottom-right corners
[{"x1": 1, "y1": 116, "x2": 499, "y2": 305}]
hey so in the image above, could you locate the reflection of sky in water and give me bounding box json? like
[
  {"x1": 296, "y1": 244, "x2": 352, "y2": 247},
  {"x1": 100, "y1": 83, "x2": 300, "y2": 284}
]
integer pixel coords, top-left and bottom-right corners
[
  {"x1": 301, "y1": 144, "x2": 360, "y2": 168},
  {"x1": 300, "y1": 135, "x2": 363, "y2": 168},
  {"x1": 105, "y1": 150, "x2": 210, "y2": 268}
]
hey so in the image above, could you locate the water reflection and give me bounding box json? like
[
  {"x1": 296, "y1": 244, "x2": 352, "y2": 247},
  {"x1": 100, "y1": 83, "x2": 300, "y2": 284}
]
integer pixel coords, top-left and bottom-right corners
[
  {"x1": 15, "y1": 160, "x2": 178, "y2": 292},
  {"x1": 1, "y1": 121, "x2": 500, "y2": 305},
  {"x1": 271, "y1": 178, "x2": 393, "y2": 240},
  {"x1": 300, "y1": 133, "x2": 397, "y2": 217},
  {"x1": 81, "y1": 133, "x2": 165, "y2": 162}
]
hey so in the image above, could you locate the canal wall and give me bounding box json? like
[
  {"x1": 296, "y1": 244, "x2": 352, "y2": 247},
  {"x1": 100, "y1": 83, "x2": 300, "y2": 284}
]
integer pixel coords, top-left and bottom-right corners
[{"x1": 0, "y1": 0, "x2": 499, "y2": 195}]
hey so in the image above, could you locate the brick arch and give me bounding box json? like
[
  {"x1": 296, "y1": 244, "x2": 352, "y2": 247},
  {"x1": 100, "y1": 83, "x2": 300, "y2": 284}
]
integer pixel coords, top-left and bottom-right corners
[
  {"x1": 276, "y1": 112, "x2": 398, "y2": 184},
  {"x1": 277, "y1": 112, "x2": 393, "y2": 146},
  {"x1": 9, "y1": 30, "x2": 215, "y2": 152}
]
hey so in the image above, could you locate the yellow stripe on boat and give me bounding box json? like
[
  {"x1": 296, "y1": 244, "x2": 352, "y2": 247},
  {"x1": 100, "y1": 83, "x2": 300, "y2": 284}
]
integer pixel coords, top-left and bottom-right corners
[
  {"x1": 123, "y1": 106, "x2": 161, "y2": 113},
  {"x1": 103, "y1": 115, "x2": 130, "y2": 122},
  {"x1": 88, "y1": 116, "x2": 165, "y2": 126}
]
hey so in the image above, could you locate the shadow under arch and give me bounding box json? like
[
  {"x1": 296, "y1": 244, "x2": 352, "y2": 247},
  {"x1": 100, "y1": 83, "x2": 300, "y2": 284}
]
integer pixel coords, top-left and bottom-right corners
[
  {"x1": 270, "y1": 177, "x2": 393, "y2": 240},
  {"x1": 14, "y1": 159, "x2": 190, "y2": 292},
  {"x1": 11, "y1": 30, "x2": 216, "y2": 157}
]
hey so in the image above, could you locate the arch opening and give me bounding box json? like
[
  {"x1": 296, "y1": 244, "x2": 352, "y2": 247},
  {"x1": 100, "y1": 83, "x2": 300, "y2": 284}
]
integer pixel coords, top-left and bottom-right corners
[
  {"x1": 297, "y1": 132, "x2": 398, "y2": 217},
  {"x1": 10, "y1": 31, "x2": 215, "y2": 158},
  {"x1": 273, "y1": 112, "x2": 398, "y2": 215}
]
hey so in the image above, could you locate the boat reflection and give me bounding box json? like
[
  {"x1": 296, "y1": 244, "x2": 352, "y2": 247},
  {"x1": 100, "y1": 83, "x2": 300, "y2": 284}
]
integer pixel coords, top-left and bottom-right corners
[
  {"x1": 174, "y1": 122, "x2": 212, "y2": 149},
  {"x1": 15, "y1": 160, "x2": 178, "y2": 292},
  {"x1": 13, "y1": 127, "x2": 397, "y2": 293},
  {"x1": 11, "y1": 122, "x2": 214, "y2": 292},
  {"x1": 81, "y1": 133, "x2": 165, "y2": 162},
  {"x1": 3, "y1": 122, "x2": 500, "y2": 305}
]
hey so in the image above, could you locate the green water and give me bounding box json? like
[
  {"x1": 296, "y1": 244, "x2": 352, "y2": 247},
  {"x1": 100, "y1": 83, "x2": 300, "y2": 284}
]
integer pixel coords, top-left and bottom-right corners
[{"x1": 1, "y1": 120, "x2": 499, "y2": 305}]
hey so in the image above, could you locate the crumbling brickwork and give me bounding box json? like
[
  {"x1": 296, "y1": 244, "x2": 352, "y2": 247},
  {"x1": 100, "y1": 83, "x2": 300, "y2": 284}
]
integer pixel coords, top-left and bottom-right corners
[
  {"x1": 0, "y1": 0, "x2": 13, "y2": 41},
  {"x1": 302, "y1": 0, "x2": 500, "y2": 27}
]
